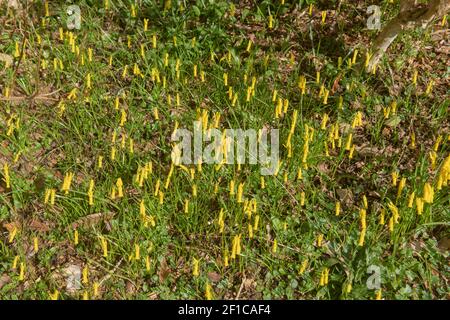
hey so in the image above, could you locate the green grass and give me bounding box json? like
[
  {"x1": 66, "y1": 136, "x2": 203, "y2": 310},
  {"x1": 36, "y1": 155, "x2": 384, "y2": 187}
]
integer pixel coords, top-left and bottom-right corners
[{"x1": 0, "y1": 0, "x2": 449, "y2": 300}]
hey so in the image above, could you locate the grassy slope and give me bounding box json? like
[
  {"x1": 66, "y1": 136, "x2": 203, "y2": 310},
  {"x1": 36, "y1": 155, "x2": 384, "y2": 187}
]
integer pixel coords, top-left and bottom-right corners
[{"x1": 0, "y1": 0, "x2": 448, "y2": 299}]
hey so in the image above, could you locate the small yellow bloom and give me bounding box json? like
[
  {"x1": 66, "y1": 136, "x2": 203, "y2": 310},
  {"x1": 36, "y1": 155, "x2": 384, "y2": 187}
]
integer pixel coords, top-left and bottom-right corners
[
  {"x1": 144, "y1": 18, "x2": 149, "y2": 31},
  {"x1": 205, "y1": 283, "x2": 213, "y2": 300},
  {"x1": 423, "y1": 183, "x2": 434, "y2": 203},
  {"x1": 408, "y1": 192, "x2": 415, "y2": 208},
  {"x1": 358, "y1": 229, "x2": 366, "y2": 246},
  {"x1": 100, "y1": 237, "x2": 108, "y2": 257},
  {"x1": 416, "y1": 197, "x2": 424, "y2": 215},
  {"x1": 391, "y1": 171, "x2": 398, "y2": 187},
  {"x1": 317, "y1": 233, "x2": 323, "y2": 247},
  {"x1": 237, "y1": 183, "x2": 244, "y2": 203},
  {"x1": 387, "y1": 201, "x2": 399, "y2": 223},
  {"x1": 300, "y1": 191, "x2": 305, "y2": 207},
  {"x1": 8, "y1": 226, "x2": 17, "y2": 243},
  {"x1": 379, "y1": 209, "x2": 385, "y2": 225},
  {"x1": 253, "y1": 215, "x2": 260, "y2": 231},
  {"x1": 246, "y1": 39, "x2": 252, "y2": 52},
  {"x1": 3, "y1": 163, "x2": 10, "y2": 189},
  {"x1": 93, "y1": 282, "x2": 99, "y2": 297},
  {"x1": 116, "y1": 178, "x2": 123, "y2": 198},
  {"x1": 375, "y1": 289, "x2": 382, "y2": 300},
  {"x1": 299, "y1": 260, "x2": 308, "y2": 275},
  {"x1": 335, "y1": 201, "x2": 341, "y2": 216},
  {"x1": 19, "y1": 262, "x2": 25, "y2": 281},
  {"x1": 388, "y1": 217, "x2": 394, "y2": 232},
  {"x1": 192, "y1": 258, "x2": 199, "y2": 277},
  {"x1": 49, "y1": 290, "x2": 59, "y2": 300},
  {"x1": 135, "y1": 244, "x2": 140, "y2": 260},
  {"x1": 33, "y1": 237, "x2": 39, "y2": 253},
  {"x1": 272, "y1": 239, "x2": 278, "y2": 253},
  {"x1": 397, "y1": 177, "x2": 406, "y2": 199}
]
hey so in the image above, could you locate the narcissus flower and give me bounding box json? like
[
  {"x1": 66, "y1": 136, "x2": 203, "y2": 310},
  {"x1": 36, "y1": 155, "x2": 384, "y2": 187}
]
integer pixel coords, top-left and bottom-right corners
[
  {"x1": 317, "y1": 233, "x2": 323, "y2": 247},
  {"x1": 300, "y1": 191, "x2": 305, "y2": 207},
  {"x1": 49, "y1": 290, "x2": 59, "y2": 300},
  {"x1": 87, "y1": 179, "x2": 94, "y2": 206},
  {"x1": 61, "y1": 172, "x2": 74, "y2": 194},
  {"x1": 319, "y1": 268, "x2": 329, "y2": 286},
  {"x1": 335, "y1": 201, "x2": 341, "y2": 216},
  {"x1": 412, "y1": 70, "x2": 418, "y2": 86},
  {"x1": 408, "y1": 192, "x2": 415, "y2": 208},
  {"x1": 231, "y1": 234, "x2": 241, "y2": 259},
  {"x1": 33, "y1": 237, "x2": 39, "y2": 253},
  {"x1": 246, "y1": 39, "x2": 252, "y2": 52},
  {"x1": 253, "y1": 215, "x2": 260, "y2": 231},
  {"x1": 379, "y1": 209, "x2": 385, "y2": 225},
  {"x1": 397, "y1": 177, "x2": 406, "y2": 199},
  {"x1": 2, "y1": 163, "x2": 10, "y2": 188},
  {"x1": 100, "y1": 236, "x2": 108, "y2": 257},
  {"x1": 416, "y1": 197, "x2": 424, "y2": 215},
  {"x1": 272, "y1": 239, "x2": 278, "y2": 253},
  {"x1": 116, "y1": 178, "x2": 123, "y2": 198},
  {"x1": 134, "y1": 244, "x2": 140, "y2": 260},
  {"x1": 298, "y1": 259, "x2": 308, "y2": 275},
  {"x1": 8, "y1": 226, "x2": 17, "y2": 243},
  {"x1": 387, "y1": 201, "x2": 399, "y2": 223},
  {"x1": 388, "y1": 217, "x2": 394, "y2": 232},
  {"x1": 375, "y1": 289, "x2": 382, "y2": 300},
  {"x1": 321, "y1": 11, "x2": 327, "y2": 24},
  {"x1": 205, "y1": 283, "x2": 213, "y2": 300},
  {"x1": 192, "y1": 258, "x2": 199, "y2": 276},
  {"x1": 391, "y1": 171, "x2": 398, "y2": 187},
  {"x1": 237, "y1": 183, "x2": 244, "y2": 203},
  {"x1": 422, "y1": 183, "x2": 434, "y2": 203}
]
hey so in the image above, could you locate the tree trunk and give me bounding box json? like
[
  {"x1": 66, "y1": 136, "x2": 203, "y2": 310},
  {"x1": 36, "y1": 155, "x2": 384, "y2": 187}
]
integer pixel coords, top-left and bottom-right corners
[{"x1": 367, "y1": 0, "x2": 450, "y2": 72}]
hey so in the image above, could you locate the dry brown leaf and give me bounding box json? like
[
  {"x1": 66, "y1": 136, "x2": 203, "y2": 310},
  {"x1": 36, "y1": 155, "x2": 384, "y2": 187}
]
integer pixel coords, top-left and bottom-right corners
[
  {"x1": 331, "y1": 74, "x2": 342, "y2": 94},
  {"x1": 29, "y1": 219, "x2": 53, "y2": 232},
  {"x1": 158, "y1": 257, "x2": 171, "y2": 283},
  {"x1": 207, "y1": 271, "x2": 221, "y2": 283},
  {"x1": 437, "y1": 237, "x2": 450, "y2": 252},
  {"x1": 126, "y1": 280, "x2": 136, "y2": 295},
  {"x1": 0, "y1": 274, "x2": 11, "y2": 289},
  {"x1": 316, "y1": 162, "x2": 329, "y2": 174},
  {"x1": 2, "y1": 221, "x2": 20, "y2": 232},
  {"x1": 336, "y1": 189, "x2": 354, "y2": 206}
]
